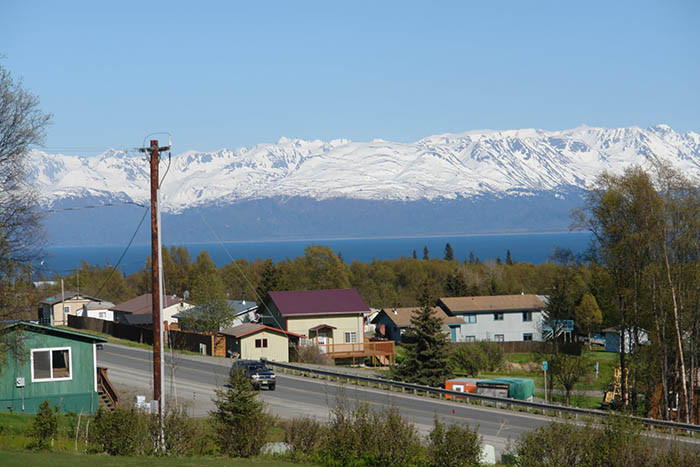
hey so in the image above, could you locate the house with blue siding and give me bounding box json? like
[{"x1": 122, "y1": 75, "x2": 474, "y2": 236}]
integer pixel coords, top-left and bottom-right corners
[{"x1": 0, "y1": 322, "x2": 112, "y2": 414}]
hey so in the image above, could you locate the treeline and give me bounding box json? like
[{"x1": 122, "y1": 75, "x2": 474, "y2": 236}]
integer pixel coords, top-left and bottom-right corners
[{"x1": 45, "y1": 244, "x2": 592, "y2": 313}]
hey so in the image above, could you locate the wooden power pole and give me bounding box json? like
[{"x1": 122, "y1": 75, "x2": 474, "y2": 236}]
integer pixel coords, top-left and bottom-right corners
[{"x1": 139, "y1": 139, "x2": 170, "y2": 433}]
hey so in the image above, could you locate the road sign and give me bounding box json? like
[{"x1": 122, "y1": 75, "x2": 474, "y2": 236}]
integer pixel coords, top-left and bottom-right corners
[{"x1": 542, "y1": 361, "x2": 548, "y2": 371}]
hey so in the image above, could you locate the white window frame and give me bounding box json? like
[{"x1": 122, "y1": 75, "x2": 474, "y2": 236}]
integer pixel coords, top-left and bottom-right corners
[
  {"x1": 495, "y1": 334, "x2": 504, "y2": 342},
  {"x1": 31, "y1": 346, "x2": 73, "y2": 382},
  {"x1": 464, "y1": 335, "x2": 476, "y2": 342},
  {"x1": 464, "y1": 314, "x2": 477, "y2": 324},
  {"x1": 345, "y1": 331, "x2": 357, "y2": 343}
]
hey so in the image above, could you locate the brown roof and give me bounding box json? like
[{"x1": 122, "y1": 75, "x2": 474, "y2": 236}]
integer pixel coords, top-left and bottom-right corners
[
  {"x1": 438, "y1": 294, "x2": 545, "y2": 314},
  {"x1": 268, "y1": 289, "x2": 370, "y2": 317},
  {"x1": 219, "y1": 323, "x2": 302, "y2": 338},
  {"x1": 110, "y1": 293, "x2": 188, "y2": 315},
  {"x1": 377, "y1": 307, "x2": 463, "y2": 327}
]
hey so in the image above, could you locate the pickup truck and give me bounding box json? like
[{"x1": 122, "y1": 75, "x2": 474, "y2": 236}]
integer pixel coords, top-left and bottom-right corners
[{"x1": 229, "y1": 359, "x2": 276, "y2": 390}]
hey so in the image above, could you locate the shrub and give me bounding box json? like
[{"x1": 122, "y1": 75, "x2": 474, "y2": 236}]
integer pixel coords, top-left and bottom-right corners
[
  {"x1": 477, "y1": 340, "x2": 505, "y2": 372},
  {"x1": 450, "y1": 342, "x2": 487, "y2": 376},
  {"x1": 91, "y1": 407, "x2": 156, "y2": 456},
  {"x1": 321, "y1": 399, "x2": 424, "y2": 466},
  {"x1": 163, "y1": 406, "x2": 200, "y2": 456},
  {"x1": 210, "y1": 368, "x2": 271, "y2": 457},
  {"x1": 427, "y1": 416, "x2": 482, "y2": 467},
  {"x1": 298, "y1": 344, "x2": 333, "y2": 365},
  {"x1": 283, "y1": 416, "x2": 327, "y2": 455},
  {"x1": 30, "y1": 400, "x2": 58, "y2": 450}
]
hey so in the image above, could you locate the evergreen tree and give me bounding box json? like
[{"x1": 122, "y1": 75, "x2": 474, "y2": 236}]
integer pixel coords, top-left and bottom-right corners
[
  {"x1": 211, "y1": 369, "x2": 270, "y2": 457},
  {"x1": 393, "y1": 283, "x2": 452, "y2": 386},
  {"x1": 423, "y1": 246, "x2": 429, "y2": 261},
  {"x1": 468, "y1": 251, "x2": 475, "y2": 264},
  {"x1": 256, "y1": 259, "x2": 279, "y2": 300},
  {"x1": 412, "y1": 250, "x2": 417, "y2": 259},
  {"x1": 445, "y1": 271, "x2": 468, "y2": 297},
  {"x1": 506, "y1": 249, "x2": 513, "y2": 265},
  {"x1": 444, "y1": 243, "x2": 454, "y2": 261}
]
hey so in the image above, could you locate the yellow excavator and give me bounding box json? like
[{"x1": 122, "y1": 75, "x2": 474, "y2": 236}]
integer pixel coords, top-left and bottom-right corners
[{"x1": 602, "y1": 366, "x2": 628, "y2": 409}]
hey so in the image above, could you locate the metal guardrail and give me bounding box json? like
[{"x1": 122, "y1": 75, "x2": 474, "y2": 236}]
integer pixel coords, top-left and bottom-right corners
[{"x1": 265, "y1": 360, "x2": 700, "y2": 434}]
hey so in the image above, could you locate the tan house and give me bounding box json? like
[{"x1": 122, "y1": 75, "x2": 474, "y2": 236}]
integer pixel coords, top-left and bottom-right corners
[
  {"x1": 372, "y1": 306, "x2": 464, "y2": 343},
  {"x1": 110, "y1": 294, "x2": 193, "y2": 326},
  {"x1": 219, "y1": 323, "x2": 301, "y2": 362},
  {"x1": 38, "y1": 291, "x2": 105, "y2": 326},
  {"x1": 260, "y1": 289, "x2": 394, "y2": 364}
]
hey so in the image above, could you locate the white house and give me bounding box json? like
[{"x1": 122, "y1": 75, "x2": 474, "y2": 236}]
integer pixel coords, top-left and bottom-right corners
[
  {"x1": 110, "y1": 294, "x2": 193, "y2": 326},
  {"x1": 77, "y1": 301, "x2": 115, "y2": 321},
  {"x1": 437, "y1": 294, "x2": 547, "y2": 342}
]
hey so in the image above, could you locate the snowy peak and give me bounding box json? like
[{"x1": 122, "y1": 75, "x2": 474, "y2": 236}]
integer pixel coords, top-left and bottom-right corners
[{"x1": 31, "y1": 125, "x2": 700, "y2": 213}]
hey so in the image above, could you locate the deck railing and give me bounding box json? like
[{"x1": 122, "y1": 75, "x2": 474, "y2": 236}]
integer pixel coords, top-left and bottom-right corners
[
  {"x1": 317, "y1": 340, "x2": 395, "y2": 357},
  {"x1": 97, "y1": 367, "x2": 119, "y2": 408}
]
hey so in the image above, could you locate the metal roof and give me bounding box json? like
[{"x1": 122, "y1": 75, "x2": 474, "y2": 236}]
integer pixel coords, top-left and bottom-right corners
[{"x1": 268, "y1": 289, "x2": 370, "y2": 317}]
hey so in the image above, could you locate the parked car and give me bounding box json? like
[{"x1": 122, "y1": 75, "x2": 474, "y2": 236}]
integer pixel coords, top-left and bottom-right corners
[{"x1": 229, "y1": 359, "x2": 276, "y2": 390}]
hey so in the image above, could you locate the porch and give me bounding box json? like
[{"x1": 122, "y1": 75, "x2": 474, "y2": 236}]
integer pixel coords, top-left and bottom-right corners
[{"x1": 316, "y1": 339, "x2": 395, "y2": 366}]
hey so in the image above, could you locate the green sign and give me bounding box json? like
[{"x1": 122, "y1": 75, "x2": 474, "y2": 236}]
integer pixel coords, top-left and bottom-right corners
[{"x1": 542, "y1": 361, "x2": 548, "y2": 371}]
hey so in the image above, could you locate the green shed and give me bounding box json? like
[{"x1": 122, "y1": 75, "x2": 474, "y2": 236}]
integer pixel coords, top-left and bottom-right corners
[{"x1": 1, "y1": 321, "x2": 109, "y2": 414}]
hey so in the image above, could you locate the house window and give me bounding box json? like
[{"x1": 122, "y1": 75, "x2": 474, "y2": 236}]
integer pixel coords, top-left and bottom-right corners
[
  {"x1": 300, "y1": 337, "x2": 308, "y2": 346},
  {"x1": 464, "y1": 335, "x2": 476, "y2": 342},
  {"x1": 31, "y1": 347, "x2": 72, "y2": 382},
  {"x1": 494, "y1": 312, "x2": 504, "y2": 321},
  {"x1": 464, "y1": 314, "x2": 477, "y2": 324},
  {"x1": 522, "y1": 311, "x2": 532, "y2": 322},
  {"x1": 345, "y1": 332, "x2": 357, "y2": 343},
  {"x1": 495, "y1": 334, "x2": 504, "y2": 342},
  {"x1": 255, "y1": 338, "x2": 268, "y2": 348},
  {"x1": 523, "y1": 333, "x2": 533, "y2": 341},
  {"x1": 98, "y1": 312, "x2": 106, "y2": 319},
  {"x1": 63, "y1": 306, "x2": 70, "y2": 314}
]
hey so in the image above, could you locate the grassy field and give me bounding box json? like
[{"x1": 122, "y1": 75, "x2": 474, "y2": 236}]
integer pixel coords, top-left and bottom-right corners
[{"x1": 0, "y1": 451, "x2": 304, "y2": 467}]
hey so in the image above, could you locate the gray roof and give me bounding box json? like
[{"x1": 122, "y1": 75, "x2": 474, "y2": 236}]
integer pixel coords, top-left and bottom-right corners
[
  {"x1": 226, "y1": 300, "x2": 258, "y2": 315},
  {"x1": 40, "y1": 291, "x2": 103, "y2": 305}
]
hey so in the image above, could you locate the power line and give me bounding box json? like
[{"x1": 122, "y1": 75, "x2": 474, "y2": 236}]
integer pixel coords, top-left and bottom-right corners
[
  {"x1": 195, "y1": 210, "x2": 285, "y2": 331},
  {"x1": 42, "y1": 201, "x2": 147, "y2": 213},
  {"x1": 92, "y1": 206, "x2": 149, "y2": 298}
]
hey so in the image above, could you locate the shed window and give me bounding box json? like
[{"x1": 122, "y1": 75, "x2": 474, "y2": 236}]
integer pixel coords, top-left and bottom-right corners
[
  {"x1": 31, "y1": 347, "x2": 72, "y2": 382},
  {"x1": 255, "y1": 338, "x2": 268, "y2": 348}
]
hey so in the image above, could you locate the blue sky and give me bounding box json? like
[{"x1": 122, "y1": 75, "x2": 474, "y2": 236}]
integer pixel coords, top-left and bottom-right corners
[{"x1": 2, "y1": 0, "x2": 699, "y2": 153}]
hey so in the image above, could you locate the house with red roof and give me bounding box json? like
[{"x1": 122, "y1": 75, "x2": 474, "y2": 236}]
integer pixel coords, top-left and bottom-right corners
[{"x1": 260, "y1": 289, "x2": 394, "y2": 364}]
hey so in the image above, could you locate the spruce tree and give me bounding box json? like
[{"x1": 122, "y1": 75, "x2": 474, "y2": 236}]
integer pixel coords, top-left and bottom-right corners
[
  {"x1": 423, "y1": 246, "x2": 429, "y2": 260},
  {"x1": 394, "y1": 283, "x2": 452, "y2": 386},
  {"x1": 444, "y1": 243, "x2": 454, "y2": 261},
  {"x1": 506, "y1": 249, "x2": 513, "y2": 265}
]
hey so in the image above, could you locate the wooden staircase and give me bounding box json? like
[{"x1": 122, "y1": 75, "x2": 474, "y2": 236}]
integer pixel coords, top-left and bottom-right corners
[{"x1": 97, "y1": 367, "x2": 119, "y2": 411}]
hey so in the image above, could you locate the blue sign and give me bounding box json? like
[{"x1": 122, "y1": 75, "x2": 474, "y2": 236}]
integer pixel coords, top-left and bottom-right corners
[{"x1": 542, "y1": 361, "x2": 548, "y2": 371}]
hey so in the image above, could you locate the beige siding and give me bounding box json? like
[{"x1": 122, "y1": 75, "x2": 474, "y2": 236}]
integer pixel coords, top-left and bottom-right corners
[
  {"x1": 163, "y1": 302, "x2": 194, "y2": 326},
  {"x1": 240, "y1": 331, "x2": 289, "y2": 362},
  {"x1": 50, "y1": 298, "x2": 95, "y2": 326},
  {"x1": 287, "y1": 314, "x2": 364, "y2": 344}
]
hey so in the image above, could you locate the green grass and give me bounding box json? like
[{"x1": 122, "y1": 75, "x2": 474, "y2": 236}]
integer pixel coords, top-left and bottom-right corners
[
  {"x1": 57, "y1": 326, "x2": 153, "y2": 351},
  {"x1": 0, "y1": 451, "x2": 304, "y2": 467},
  {"x1": 534, "y1": 392, "x2": 603, "y2": 409}
]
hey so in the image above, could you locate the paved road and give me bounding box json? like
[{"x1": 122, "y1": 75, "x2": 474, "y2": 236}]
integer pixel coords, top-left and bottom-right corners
[{"x1": 98, "y1": 344, "x2": 560, "y2": 457}]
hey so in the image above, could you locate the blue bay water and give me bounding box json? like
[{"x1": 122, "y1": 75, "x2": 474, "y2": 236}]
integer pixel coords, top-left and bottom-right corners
[{"x1": 42, "y1": 232, "x2": 592, "y2": 277}]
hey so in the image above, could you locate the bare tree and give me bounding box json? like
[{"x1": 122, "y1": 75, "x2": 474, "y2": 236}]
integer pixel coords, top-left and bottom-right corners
[{"x1": 0, "y1": 64, "x2": 51, "y2": 319}]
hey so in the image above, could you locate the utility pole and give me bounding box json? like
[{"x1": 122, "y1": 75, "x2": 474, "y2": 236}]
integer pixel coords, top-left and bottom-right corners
[{"x1": 138, "y1": 139, "x2": 170, "y2": 447}]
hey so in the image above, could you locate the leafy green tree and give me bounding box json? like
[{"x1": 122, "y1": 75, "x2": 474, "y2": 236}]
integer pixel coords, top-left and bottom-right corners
[
  {"x1": 550, "y1": 353, "x2": 589, "y2": 405},
  {"x1": 177, "y1": 299, "x2": 234, "y2": 332},
  {"x1": 189, "y1": 251, "x2": 226, "y2": 304},
  {"x1": 393, "y1": 283, "x2": 452, "y2": 386},
  {"x1": 211, "y1": 369, "x2": 270, "y2": 457},
  {"x1": 444, "y1": 243, "x2": 454, "y2": 261},
  {"x1": 575, "y1": 293, "x2": 602, "y2": 349}
]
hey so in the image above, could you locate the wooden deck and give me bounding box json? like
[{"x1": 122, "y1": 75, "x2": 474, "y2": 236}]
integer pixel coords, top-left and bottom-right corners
[{"x1": 317, "y1": 340, "x2": 395, "y2": 365}]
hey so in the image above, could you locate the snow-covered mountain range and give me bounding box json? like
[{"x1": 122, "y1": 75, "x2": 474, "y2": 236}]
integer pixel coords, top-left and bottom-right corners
[
  {"x1": 33, "y1": 125, "x2": 700, "y2": 245},
  {"x1": 32, "y1": 124, "x2": 700, "y2": 214}
]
